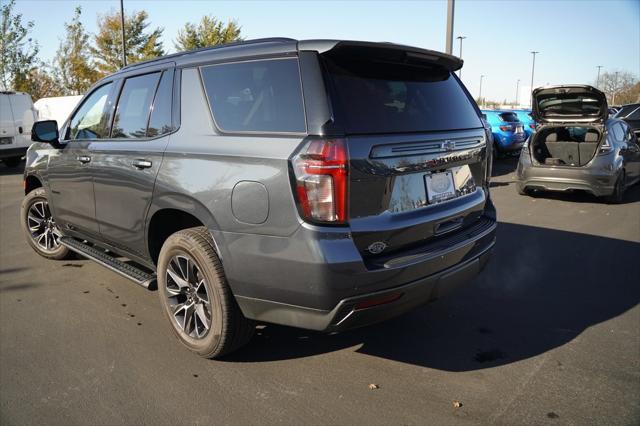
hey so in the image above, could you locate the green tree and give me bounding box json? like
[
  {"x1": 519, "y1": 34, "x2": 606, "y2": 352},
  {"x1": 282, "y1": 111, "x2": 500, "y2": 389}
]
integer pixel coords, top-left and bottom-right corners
[
  {"x1": 0, "y1": 0, "x2": 39, "y2": 90},
  {"x1": 174, "y1": 15, "x2": 242, "y2": 51},
  {"x1": 91, "y1": 10, "x2": 164, "y2": 76},
  {"x1": 54, "y1": 6, "x2": 99, "y2": 95},
  {"x1": 19, "y1": 65, "x2": 63, "y2": 101}
]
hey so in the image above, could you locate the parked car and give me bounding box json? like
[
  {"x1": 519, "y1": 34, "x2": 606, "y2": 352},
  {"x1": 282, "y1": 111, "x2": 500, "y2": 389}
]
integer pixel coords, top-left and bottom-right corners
[
  {"x1": 22, "y1": 38, "x2": 496, "y2": 358},
  {"x1": 34, "y1": 95, "x2": 83, "y2": 127},
  {"x1": 0, "y1": 91, "x2": 36, "y2": 167},
  {"x1": 481, "y1": 109, "x2": 526, "y2": 157},
  {"x1": 516, "y1": 85, "x2": 640, "y2": 203},
  {"x1": 513, "y1": 109, "x2": 536, "y2": 139},
  {"x1": 614, "y1": 103, "x2": 640, "y2": 137}
]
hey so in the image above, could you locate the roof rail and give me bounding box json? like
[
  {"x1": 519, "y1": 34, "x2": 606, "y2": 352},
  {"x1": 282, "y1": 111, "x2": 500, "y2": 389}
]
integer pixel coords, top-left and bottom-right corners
[{"x1": 120, "y1": 37, "x2": 297, "y2": 71}]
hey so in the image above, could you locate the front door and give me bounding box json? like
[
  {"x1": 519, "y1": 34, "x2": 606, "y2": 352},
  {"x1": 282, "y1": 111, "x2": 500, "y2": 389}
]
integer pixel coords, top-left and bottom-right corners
[
  {"x1": 90, "y1": 67, "x2": 176, "y2": 258},
  {"x1": 48, "y1": 82, "x2": 116, "y2": 237}
]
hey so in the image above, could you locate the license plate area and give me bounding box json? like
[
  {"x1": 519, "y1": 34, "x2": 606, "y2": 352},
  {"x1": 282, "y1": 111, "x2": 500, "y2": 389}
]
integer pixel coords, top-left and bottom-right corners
[{"x1": 425, "y1": 171, "x2": 457, "y2": 204}]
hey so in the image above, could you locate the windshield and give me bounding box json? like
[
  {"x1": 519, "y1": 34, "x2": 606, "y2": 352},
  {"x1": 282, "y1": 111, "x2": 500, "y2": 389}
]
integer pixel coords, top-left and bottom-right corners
[{"x1": 322, "y1": 55, "x2": 482, "y2": 134}]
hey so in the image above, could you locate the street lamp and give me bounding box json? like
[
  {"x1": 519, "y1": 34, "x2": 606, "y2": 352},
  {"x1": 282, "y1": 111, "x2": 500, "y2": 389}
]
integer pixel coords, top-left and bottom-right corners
[
  {"x1": 120, "y1": 0, "x2": 127, "y2": 67},
  {"x1": 515, "y1": 79, "x2": 520, "y2": 107},
  {"x1": 479, "y1": 74, "x2": 485, "y2": 107},
  {"x1": 596, "y1": 65, "x2": 603, "y2": 88},
  {"x1": 530, "y1": 51, "x2": 539, "y2": 105},
  {"x1": 456, "y1": 36, "x2": 466, "y2": 78}
]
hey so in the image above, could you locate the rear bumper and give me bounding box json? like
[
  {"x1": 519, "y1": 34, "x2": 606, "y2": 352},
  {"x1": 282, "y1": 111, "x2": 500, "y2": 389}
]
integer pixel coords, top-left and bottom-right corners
[
  {"x1": 516, "y1": 151, "x2": 617, "y2": 196},
  {"x1": 227, "y1": 207, "x2": 497, "y2": 331},
  {"x1": 493, "y1": 132, "x2": 525, "y2": 152},
  {"x1": 236, "y1": 240, "x2": 493, "y2": 332}
]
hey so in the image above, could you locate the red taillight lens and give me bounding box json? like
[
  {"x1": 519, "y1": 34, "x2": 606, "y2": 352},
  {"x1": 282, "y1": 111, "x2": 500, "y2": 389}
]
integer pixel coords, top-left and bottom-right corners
[
  {"x1": 529, "y1": 123, "x2": 535, "y2": 130},
  {"x1": 499, "y1": 125, "x2": 512, "y2": 132},
  {"x1": 292, "y1": 138, "x2": 348, "y2": 223}
]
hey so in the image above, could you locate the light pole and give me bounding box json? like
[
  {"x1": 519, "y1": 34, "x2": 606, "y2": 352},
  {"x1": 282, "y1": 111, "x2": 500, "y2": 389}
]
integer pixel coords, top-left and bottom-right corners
[
  {"x1": 596, "y1": 65, "x2": 603, "y2": 88},
  {"x1": 456, "y1": 36, "x2": 466, "y2": 78},
  {"x1": 479, "y1": 75, "x2": 485, "y2": 107},
  {"x1": 120, "y1": 0, "x2": 127, "y2": 67},
  {"x1": 515, "y1": 79, "x2": 520, "y2": 107},
  {"x1": 530, "y1": 51, "x2": 539, "y2": 105},
  {"x1": 445, "y1": 0, "x2": 455, "y2": 55}
]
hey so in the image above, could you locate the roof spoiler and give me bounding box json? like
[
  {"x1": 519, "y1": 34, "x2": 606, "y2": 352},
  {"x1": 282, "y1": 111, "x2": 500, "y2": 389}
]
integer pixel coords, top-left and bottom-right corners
[{"x1": 298, "y1": 40, "x2": 463, "y2": 72}]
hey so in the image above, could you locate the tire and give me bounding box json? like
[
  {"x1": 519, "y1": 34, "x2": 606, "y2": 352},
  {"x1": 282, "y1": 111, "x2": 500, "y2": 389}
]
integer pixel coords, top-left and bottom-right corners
[
  {"x1": 605, "y1": 171, "x2": 625, "y2": 204},
  {"x1": 516, "y1": 184, "x2": 530, "y2": 196},
  {"x1": 157, "y1": 226, "x2": 255, "y2": 358},
  {"x1": 3, "y1": 156, "x2": 22, "y2": 168},
  {"x1": 20, "y1": 187, "x2": 72, "y2": 260}
]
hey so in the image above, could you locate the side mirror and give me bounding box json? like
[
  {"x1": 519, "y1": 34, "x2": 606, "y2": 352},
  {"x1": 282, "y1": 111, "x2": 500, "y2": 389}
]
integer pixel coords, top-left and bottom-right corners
[{"x1": 31, "y1": 120, "x2": 60, "y2": 145}]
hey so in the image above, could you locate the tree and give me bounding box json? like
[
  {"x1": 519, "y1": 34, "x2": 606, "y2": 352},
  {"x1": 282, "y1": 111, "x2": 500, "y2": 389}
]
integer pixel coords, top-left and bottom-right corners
[
  {"x1": 91, "y1": 10, "x2": 164, "y2": 76},
  {"x1": 54, "y1": 6, "x2": 99, "y2": 95},
  {"x1": 0, "y1": 0, "x2": 39, "y2": 90},
  {"x1": 175, "y1": 15, "x2": 242, "y2": 51},
  {"x1": 17, "y1": 65, "x2": 63, "y2": 101},
  {"x1": 598, "y1": 71, "x2": 637, "y2": 105}
]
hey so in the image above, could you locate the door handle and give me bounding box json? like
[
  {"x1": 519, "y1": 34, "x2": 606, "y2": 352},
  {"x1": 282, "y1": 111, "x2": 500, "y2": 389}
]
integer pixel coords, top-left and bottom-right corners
[
  {"x1": 77, "y1": 155, "x2": 91, "y2": 164},
  {"x1": 132, "y1": 159, "x2": 152, "y2": 169}
]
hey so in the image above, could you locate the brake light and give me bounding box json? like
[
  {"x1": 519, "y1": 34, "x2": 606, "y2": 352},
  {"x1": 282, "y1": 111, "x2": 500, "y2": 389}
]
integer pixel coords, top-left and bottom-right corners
[
  {"x1": 499, "y1": 125, "x2": 512, "y2": 132},
  {"x1": 529, "y1": 123, "x2": 535, "y2": 130},
  {"x1": 598, "y1": 137, "x2": 613, "y2": 155},
  {"x1": 292, "y1": 138, "x2": 348, "y2": 223}
]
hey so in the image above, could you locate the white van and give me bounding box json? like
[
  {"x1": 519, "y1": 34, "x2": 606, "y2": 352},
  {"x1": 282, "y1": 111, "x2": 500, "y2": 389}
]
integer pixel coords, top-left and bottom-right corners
[{"x1": 1, "y1": 91, "x2": 36, "y2": 167}]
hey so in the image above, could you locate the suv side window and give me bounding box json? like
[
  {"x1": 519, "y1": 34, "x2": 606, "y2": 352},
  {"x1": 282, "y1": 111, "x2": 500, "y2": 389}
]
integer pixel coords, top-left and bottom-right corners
[
  {"x1": 112, "y1": 72, "x2": 161, "y2": 138},
  {"x1": 200, "y1": 58, "x2": 306, "y2": 133},
  {"x1": 68, "y1": 82, "x2": 113, "y2": 140},
  {"x1": 147, "y1": 69, "x2": 174, "y2": 137}
]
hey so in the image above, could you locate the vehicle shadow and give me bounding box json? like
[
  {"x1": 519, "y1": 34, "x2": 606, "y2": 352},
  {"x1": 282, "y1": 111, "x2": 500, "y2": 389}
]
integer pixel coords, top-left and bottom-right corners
[
  {"x1": 226, "y1": 222, "x2": 640, "y2": 371},
  {"x1": 491, "y1": 156, "x2": 519, "y2": 178},
  {"x1": 0, "y1": 162, "x2": 25, "y2": 176}
]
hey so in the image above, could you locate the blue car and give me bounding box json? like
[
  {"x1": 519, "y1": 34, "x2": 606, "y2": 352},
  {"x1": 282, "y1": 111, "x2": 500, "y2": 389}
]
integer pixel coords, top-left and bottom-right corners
[
  {"x1": 481, "y1": 110, "x2": 526, "y2": 156},
  {"x1": 512, "y1": 109, "x2": 536, "y2": 139}
]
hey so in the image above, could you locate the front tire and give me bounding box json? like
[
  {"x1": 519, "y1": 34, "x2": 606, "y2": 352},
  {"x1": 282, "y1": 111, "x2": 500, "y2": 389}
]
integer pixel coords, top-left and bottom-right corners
[
  {"x1": 21, "y1": 187, "x2": 71, "y2": 260},
  {"x1": 157, "y1": 227, "x2": 255, "y2": 358}
]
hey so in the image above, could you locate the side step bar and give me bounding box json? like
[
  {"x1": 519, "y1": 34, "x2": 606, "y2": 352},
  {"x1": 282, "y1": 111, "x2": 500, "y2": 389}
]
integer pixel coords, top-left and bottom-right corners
[{"x1": 60, "y1": 237, "x2": 156, "y2": 288}]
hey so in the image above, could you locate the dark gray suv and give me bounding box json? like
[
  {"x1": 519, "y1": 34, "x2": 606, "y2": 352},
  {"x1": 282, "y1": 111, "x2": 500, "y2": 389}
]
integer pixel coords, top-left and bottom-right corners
[{"x1": 23, "y1": 38, "x2": 496, "y2": 358}]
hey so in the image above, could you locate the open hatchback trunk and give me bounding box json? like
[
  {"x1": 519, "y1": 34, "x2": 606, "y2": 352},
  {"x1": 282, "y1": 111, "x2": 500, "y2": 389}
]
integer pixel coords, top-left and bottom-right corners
[{"x1": 529, "y1": 85, "x2": 608, "y2": 167}]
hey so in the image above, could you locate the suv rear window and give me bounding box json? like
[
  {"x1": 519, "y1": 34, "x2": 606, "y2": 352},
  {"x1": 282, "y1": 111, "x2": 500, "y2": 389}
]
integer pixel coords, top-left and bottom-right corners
[
  {"x1": 322, "y1": 55, "x2": 481, "y2": 134},
  {"x1": 200, "y1": 58, "x2": 306, "y2": 134},
  {"x1": 499, "y1": 112, "x2": 519, "y2": 122}
]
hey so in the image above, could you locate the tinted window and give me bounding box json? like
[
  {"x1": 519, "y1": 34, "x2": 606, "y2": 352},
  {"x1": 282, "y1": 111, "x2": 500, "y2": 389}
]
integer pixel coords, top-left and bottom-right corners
[
  {"x1": 69, "y1": 83, "x2": 113, "y2": 140},
  {"x1": 537, "y1": 94, "x2": 602, "y2": 119},
  {"x1": 112, "y1": 72, "x2": 161, "y2": 138},
  {"x1": 626, "y1": 107, "x2": 640, "y2": 120},
  {"x1": 147, "y1": 70, "x2": 174, "y2": 137},
  {"x1": 499, "y1": 112, "x2": 519, "y2": 122},
  {"x1": 323, "y1": 55, "x2": 481, "y2": 134},
  {"x1": 200, "y1": 58, "x2": 306, "y2": 133}
]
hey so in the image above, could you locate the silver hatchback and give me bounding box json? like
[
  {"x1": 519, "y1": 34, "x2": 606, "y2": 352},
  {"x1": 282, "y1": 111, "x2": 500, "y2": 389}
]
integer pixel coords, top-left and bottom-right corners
[{"x1": 516, "y1": 85, "x2": 640, "y2": 203}]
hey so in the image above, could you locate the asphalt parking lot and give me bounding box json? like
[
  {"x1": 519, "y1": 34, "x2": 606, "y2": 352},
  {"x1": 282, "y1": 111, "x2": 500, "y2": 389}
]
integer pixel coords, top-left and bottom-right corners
[{"x1": 1, "y1": 158, "x2": 639, "y2": 425}]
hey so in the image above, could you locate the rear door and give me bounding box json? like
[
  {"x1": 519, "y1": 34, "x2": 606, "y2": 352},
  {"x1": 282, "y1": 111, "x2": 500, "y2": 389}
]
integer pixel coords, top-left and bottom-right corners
[
  {"x1": 90, "y1": 66, "x2": 176, "y2": 258},
  {"x1": 531, "y1": 85, "x2": 608, "y2": 123},
  {"x1": 49, "y1": 82, "x2": 116, "y2": 236},
  {"x1": 318, "y1": 45, "x2": 489, "y2": 258}
]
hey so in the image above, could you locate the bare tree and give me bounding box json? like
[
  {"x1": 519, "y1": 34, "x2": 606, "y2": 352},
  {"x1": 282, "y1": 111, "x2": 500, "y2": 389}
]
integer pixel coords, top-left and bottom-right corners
[{"x1": 598, "y1": 71, "x2": 637, "y2": 105}]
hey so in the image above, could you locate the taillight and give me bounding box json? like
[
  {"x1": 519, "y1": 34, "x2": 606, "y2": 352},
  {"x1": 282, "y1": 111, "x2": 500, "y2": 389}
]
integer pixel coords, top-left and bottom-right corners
[
  {"x1": 598, "y1": 137, "x2": 613, "y2": 155},
  {"x1": 292, "y1": 138, "x2": 348, "y2": 224},
  {"x1": 499, "y1": 125, "x2": 512, "y2": 132},
  {"x1": 529, "y1": 123, "x2": 535, "y2": 130}
]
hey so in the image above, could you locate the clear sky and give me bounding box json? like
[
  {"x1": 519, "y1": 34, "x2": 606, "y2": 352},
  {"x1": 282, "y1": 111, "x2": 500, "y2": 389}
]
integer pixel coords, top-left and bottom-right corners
[{"x1": 13, "y1": 0, "x2": 640, "y2": 102}]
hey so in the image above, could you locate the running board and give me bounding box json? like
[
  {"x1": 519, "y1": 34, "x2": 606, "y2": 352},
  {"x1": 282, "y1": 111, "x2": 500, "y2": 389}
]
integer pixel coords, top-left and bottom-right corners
[{"x1": 60, "y1": 237, "x2": 156, "y2": 288}]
